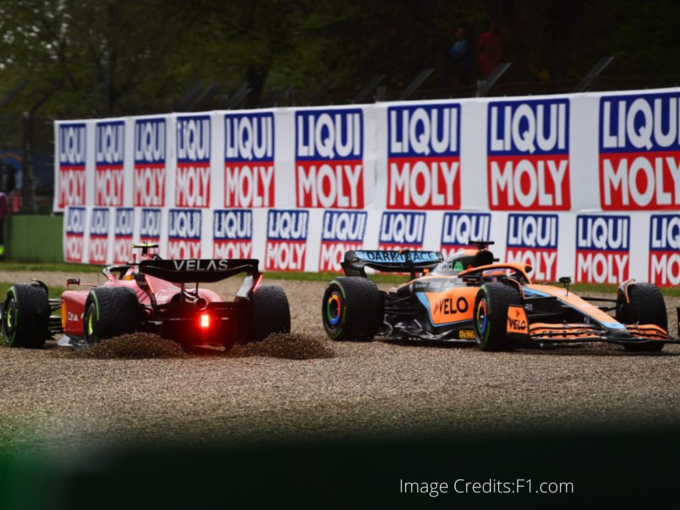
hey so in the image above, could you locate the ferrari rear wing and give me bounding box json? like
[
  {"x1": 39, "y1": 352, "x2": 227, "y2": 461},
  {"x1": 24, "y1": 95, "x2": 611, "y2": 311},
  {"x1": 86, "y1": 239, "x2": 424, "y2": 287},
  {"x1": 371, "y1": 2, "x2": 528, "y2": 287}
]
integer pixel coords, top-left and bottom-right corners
[
  {"x1": 341, "y1": 250, "x2": 443, "y2": 278},
  {"x1": 139, "y1": 259, "x2": 260, "y2": 284}
]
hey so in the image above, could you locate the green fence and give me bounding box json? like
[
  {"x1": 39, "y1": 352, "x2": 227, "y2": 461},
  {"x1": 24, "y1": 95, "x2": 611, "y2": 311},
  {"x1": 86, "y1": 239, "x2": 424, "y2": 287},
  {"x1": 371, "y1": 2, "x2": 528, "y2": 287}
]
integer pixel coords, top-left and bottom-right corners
[{"x1": 4, "y1": 215, "x2": 63, "y2": 262}]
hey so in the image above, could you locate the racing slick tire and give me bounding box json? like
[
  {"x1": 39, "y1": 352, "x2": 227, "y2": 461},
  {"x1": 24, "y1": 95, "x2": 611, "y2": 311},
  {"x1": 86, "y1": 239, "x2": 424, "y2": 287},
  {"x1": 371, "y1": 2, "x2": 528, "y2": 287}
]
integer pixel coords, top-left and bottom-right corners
[
  {"x1": 83, "y1": 287, "x2": 141, "y2": 345},
  {"x1": 473, "y1": 283, "x2": 522, "y2": 352},
  {"x1": 321, "y1": 277, "x2": 383, "y2": 342},
  {"x1": 616, "y1": 283, "x2": 668, "y2": 352},
  {"x1": 247, "y1": 285, "x2": 291, "y2": 343},
  {"x1": 2, "y1": 284, "x2": 50, "y2": 348}
]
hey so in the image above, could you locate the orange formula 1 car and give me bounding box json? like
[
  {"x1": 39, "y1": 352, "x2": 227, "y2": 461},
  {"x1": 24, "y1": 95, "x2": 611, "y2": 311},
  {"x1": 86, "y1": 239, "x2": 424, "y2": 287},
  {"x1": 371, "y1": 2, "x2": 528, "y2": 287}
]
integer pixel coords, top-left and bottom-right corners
[
  {"x1": 321, "y1": 242, "x2": 679, "y2": 352},
  {"x1": 1, "y1": 244, "x2": 290, "y2": 350}
]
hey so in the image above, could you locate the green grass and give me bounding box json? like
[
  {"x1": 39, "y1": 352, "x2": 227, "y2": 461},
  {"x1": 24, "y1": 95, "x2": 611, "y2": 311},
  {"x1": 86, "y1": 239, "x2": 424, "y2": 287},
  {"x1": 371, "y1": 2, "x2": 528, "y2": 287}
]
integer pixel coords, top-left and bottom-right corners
[
  {"x1": 263, "y1": 270, "x2": 409, "y2": 284},
  {"x1": 1, "y1": 262, "x2": 679, "y2": 297}
]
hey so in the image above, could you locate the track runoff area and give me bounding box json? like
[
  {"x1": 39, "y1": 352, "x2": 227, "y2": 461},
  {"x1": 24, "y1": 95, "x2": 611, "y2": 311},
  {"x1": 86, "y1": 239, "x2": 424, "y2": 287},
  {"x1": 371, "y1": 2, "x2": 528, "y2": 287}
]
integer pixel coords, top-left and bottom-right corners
[
  {"x1": 12, "y1": 88, "x2": 680, "y2": 507},
  {"x1": 1, "y1": 261, "x2": 680, "y2": 508}
]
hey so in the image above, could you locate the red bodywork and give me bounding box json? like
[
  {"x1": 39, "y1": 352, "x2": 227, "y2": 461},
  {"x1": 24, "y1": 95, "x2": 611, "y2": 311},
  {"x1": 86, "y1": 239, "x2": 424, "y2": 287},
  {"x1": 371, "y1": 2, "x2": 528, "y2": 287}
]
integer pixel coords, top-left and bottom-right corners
[{"x1": 61, "y1": 263, "x2": 226, "y2": 338}]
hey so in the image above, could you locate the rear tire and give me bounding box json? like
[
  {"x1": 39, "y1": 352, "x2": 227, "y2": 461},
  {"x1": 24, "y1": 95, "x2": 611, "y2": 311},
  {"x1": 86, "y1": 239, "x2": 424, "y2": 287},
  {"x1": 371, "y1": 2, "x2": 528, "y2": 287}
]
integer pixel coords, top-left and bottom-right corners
[
  {"x1": 247, "y1": 285, "x2": 291, "y2": 343},
  {"x1": 473, "y1": 283, "x2": 522, "y2": 352},
  {"x1": 83, "y1": 287, "x2": 141, "y2": 345},
  {"x1": 321, "y1": 277, "x2": 383, "y2": 342},
  {"x1": 2, "y1": 284, "x2": 50, "y2": 348},
  {"x1": 616, "y1": 283, "x2": 667, "y2": 352}
]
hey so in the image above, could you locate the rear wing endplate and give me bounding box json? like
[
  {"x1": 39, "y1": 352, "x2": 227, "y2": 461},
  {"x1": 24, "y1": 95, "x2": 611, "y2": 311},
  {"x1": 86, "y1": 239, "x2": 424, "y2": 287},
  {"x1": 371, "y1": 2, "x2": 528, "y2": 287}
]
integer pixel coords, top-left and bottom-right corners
[
  {"x1": 341, "y1": 250, "x2": 443, "y2": 279},
  {"x1": 139, "y1": 259, "x2": 260, "y2": 284}
]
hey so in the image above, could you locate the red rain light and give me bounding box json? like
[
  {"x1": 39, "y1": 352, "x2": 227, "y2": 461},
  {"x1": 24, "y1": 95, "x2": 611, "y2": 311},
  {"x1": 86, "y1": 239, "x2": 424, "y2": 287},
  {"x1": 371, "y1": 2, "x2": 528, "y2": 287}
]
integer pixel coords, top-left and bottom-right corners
[{"x1": 200, "y1": 313, "x2": 210, "y2": 329}]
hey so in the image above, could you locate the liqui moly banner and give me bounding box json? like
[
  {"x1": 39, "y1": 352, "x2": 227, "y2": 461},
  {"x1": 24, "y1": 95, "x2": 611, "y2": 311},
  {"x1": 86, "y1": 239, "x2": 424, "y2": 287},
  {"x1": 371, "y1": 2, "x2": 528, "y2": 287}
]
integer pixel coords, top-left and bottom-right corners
[
  {"x1": 575, "y1": 214, "x2": 630, "y2": 284},
  {"x1": 265, "y1": 210, "x2": 309, "y2": 271},
  {"x1": 488, "y1": 98, "x2": 570, "y2": 210},
  {"x1": 295, "y1": 108, "x2": 364, "y2": 209},
  {"x1": 176, "y1": 115, "x2": 211, "y2": 208},
  {"x1": 56, "y1": 123, "x2": 87, "y2": 208},
  {"x1": 224, "y1": 112, "x2": 275, "y2": 208},
  {"x1": 599, "y1": 91, "x2": 680, "y2": 210},
  {"x1": 168, "y1": 209, "x2": 202, "y2": 259},
  {"x1": 505, "y1": 214, "x2": 559, "y2": 282},
  {"x1": 64, "y1": 207, "x2": 87, "y2": 263},
  {"x1": 134, "y1": 118, "x2": 167, "y2": 207},
  {"x1": 57, "y1": 88, "x2": 680, "y2": 285},
  {"x1": 378, "y1": 212, "x2": 426, "y2": 251},
  {"x1": 387, "y1": 104, "x2": 461, "y2": 209},
  {"x1": 648, "y1": 214, "x2": 680, "y2": 286},
  {"x1": 95, "y1": 121, "x2": 125, "y2": 207},
  {"x1": 213, "y1": 209, "x2": 253, "y2": 259},
  {"x1": 88, "y1": 207, "x2": 110, "y2": 265},
  {"x1": 113, "y1": 208, "x2": 135, "y2": 264},
  {"x1": 139, "y1": 208, "x2": 162, "y2": 245},
  {"x1": 439, "y1": 212, "x2": 491, "y2": 258},
  {"x1": 319, "y1": 211, "x2": 367, "y2": 272}
]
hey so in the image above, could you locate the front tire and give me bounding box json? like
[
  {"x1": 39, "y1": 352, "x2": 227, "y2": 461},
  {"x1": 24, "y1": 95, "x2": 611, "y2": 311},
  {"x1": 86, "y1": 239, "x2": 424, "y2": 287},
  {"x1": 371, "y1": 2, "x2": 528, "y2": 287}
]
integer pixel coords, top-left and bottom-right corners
[
  {"x1": 473, "y1": 283, "x2": 522, "y2": 352},
  {"x1": 616, "y1": 283, "x2": 667, "y2": 352},
  {"x1": 83, "y1": 287, "x2": 141, "y2": 345},
  {"x1": 247, "y1": 285, "x2": 291, "y2": 343},
  {"x1": 2, "y1": 284, "x2": 50, "y2": 348},
  {"x1": 321, "y1": 277, "x2": 383, "y2": 342}
]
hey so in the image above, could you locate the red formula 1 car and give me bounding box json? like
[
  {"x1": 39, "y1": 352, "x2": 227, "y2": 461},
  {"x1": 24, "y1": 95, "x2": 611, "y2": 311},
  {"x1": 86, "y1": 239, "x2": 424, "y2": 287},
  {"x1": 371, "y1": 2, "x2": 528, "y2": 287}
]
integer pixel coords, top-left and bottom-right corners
[
  {"x1": 1, "y1": 244, "x2": 290, "y2": 349},
  {"x1": 321, "y1": 242, "x2": 680, "y2": 352}
]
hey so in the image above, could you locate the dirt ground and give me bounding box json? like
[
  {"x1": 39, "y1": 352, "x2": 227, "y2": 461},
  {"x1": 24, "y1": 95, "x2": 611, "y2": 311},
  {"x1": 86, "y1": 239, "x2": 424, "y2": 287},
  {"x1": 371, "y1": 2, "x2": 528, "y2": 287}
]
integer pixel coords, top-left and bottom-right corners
[{"x1": 1, "y1": 270, "x2": 680, "y2": 455}]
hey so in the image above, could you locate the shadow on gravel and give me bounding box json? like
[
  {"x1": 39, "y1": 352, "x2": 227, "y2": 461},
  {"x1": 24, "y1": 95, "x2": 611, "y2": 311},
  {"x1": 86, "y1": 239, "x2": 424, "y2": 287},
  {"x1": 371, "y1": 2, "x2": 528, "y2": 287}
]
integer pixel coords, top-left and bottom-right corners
[
  {"x1": 381, "y1": 337, "x2": 680, "y2": 356},
  {"x1": 520, "y1": 346, "x2": 680, "y2": 357},
  {"x1": 53, "y1": 333, "x2": 336, "y2": 361},
  {"x1": 382, "y1": 338, "x2": 477, "y2": 350},
  {"x1": 227, "y1": 333, "x2": 337, "y2": 360}
]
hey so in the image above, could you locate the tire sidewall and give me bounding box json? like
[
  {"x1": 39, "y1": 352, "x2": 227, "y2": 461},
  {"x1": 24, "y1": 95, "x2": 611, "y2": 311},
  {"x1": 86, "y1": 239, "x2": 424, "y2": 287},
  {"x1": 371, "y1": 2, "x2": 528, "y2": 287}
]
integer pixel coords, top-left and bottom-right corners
[
  {"x1": 320, "y1": 277, "x2": 382, "y2": 342},
  {"x1": 83, "y1": 287, "x2": 140, "y2": 345},
  {"x1": 248, "y1": 285, "x2": 290, "y2": 343},
  {"x1": 2, "y1": 288, "x2": 19, "y2": 346},
  {"x1": 2, "y1": 284, "x2": 50, "y2": 348},
  {"x1": 83, "y1": 300, "x2": 98, "y2": 345},
  {"x1": 619, "y1": 283, "x2": 667, "y2": 352},
  {"x1": 322, "y1": 282, "x2": 345, "y2": 340},
  {"x1": 473, "y1": 283, "x2": 518, "y2": 352},
  {"x1": 473, "y1": 288, "x2": 491, "y2": 349}
]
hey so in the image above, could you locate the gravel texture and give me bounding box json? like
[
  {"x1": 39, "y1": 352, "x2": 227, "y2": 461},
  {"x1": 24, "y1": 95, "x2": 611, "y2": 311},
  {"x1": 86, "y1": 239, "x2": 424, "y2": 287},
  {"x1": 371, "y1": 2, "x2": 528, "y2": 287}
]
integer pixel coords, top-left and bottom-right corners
[
  {"x1": 229, "y1": 332, "x2": 337, "y2": 360},
  {"x1": 1, "y1": 271, "x2": 680, "y2": 455},
  {"x1": 59, "y1": 333, "x2": 188, "y2": 360}
]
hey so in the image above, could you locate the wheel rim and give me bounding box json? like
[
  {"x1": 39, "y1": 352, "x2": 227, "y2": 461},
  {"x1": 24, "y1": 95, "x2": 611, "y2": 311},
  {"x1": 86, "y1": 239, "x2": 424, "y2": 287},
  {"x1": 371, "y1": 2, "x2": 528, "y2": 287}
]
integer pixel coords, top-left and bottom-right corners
[
  {"x1": 85, "y1": 303, "x2": 97, "y2": 345},
  {"x1": 476, "y1": 299, "x2": 488, "y2": 336},
  {"x1": 326, "y1": 291, "x2": 343, "y2": 329},
  {"x1": 4, "y1": 298, "x2": 17, "y2": 344}
]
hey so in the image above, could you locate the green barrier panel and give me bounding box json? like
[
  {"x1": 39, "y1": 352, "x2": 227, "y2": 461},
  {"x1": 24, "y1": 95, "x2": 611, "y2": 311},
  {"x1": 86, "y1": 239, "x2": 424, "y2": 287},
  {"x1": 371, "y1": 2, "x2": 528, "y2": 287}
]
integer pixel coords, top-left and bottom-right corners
[{"x1": 4, "y1": 215, "x2": 63, "y2": 263}]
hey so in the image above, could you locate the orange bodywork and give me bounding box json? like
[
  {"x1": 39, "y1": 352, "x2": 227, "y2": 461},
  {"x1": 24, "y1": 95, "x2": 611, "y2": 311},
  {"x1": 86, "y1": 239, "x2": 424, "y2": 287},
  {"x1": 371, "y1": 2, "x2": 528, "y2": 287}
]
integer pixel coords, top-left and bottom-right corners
[
  {"x1": 459, "y1": 262, "x2": 533, "y2": 282},
  {"x1": 526, "y1": 284, "x2": 617, "y2": 324},
  {"x1": 521, "y1": 284, "x2": 669, "y2": 341},
  {"x1": 528, "y1": 323, "x2": 606, "y2": 340},
  {"x1": 423, "y1": 286, "x2": 477, "y2": 326},
  {"x1": 506, "y1": 305, "x2": 529, "y2": 335}
]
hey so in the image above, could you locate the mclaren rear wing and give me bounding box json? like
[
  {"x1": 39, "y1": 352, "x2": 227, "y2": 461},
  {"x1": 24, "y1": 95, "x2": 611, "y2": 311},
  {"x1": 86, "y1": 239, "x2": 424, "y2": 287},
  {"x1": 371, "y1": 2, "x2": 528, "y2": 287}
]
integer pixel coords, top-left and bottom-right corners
[
  {"x1": 139, "y1": 259, "x2": 260, "y2": 284},
  {"x1": 341, "y1": 250, "x2": 443, "y2": 279}
]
